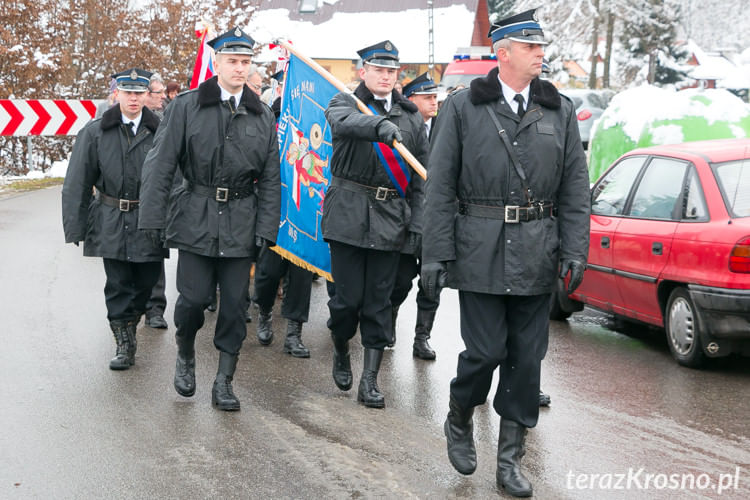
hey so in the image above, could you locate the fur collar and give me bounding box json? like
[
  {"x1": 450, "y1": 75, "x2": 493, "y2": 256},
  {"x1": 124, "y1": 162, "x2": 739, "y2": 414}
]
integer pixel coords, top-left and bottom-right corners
[
  {"x1": 197, "y1": 76, "x2": 264, "y2": 115},
  {"x1": 100, "y1": 104, "x2": 160, "y2": 133},
  {"x1": 469, "y1": 67, "x2": 560, "y2": 109},
  {"x1": 353, "y1": 82, "x2": 418, "y2": 113}
]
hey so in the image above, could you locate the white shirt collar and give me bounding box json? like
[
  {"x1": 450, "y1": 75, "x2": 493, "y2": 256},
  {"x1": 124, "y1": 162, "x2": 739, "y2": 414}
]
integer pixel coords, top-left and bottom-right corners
[
  {"x1": 122, "y1": 112, "x2": 142, "y2": 134},
  {"x1": 498, "y1": 75, "x2": 530, "y2": 114},
  {"x1": 424, "y1": 117, "x2": 432, "y2": 137},
  {"x1": 218, "y1": 84, "x2": 243, "y2": 108},
  {"x1": 374, "y1": 93, "x2": 392, "y2": 112}
]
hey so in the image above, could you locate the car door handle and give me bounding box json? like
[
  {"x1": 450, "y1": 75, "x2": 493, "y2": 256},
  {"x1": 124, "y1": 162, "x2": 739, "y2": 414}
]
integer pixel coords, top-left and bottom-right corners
[
  {"x1": 652, "y1": 242, "x2": 663, "y2": 255},
  {"x1": 601, "y1": 236, "x2": 610, "y2": 248}
]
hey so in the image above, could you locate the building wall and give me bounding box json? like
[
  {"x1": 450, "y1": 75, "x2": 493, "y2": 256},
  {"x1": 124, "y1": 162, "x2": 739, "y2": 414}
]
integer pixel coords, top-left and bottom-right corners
[
  {"x1": 312, "y1": 59, "x2": 448, "y2": 88},
  {"x1": 314, "y1": 59, "x2": 359, "y2": 86}
]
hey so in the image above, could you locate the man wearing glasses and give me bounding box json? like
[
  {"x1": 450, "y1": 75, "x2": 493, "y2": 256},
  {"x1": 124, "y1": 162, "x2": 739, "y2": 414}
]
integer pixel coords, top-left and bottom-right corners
[
  {"x1": 247, "y1": 65, "x2": 263, "y2": 96},
  {"x1": 144, "y1": 72, "x2": 169, "y2": 329},
  {"x1": 146, "y1": 73, "x2": 167, "y2": 117}
]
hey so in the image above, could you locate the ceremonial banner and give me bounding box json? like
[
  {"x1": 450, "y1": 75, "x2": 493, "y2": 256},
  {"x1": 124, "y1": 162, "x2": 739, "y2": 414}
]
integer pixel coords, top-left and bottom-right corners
[{"x1": 274, "y1": 53, "x2": 337, "y2": 280}]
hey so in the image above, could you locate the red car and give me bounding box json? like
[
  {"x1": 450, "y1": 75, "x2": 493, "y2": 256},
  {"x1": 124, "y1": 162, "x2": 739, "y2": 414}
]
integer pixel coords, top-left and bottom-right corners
[{"x1": 552, "y1": 139, "x2": 750, "y2": 367}]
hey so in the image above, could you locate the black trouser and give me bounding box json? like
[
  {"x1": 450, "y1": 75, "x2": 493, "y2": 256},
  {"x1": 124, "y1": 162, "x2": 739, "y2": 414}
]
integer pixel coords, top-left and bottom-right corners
[
  {"x1": 145, "y1": 262, "x2": 167, "y2": 318},
  {"x1": 327, "y1": 241, "x2": 400, "y2": 350},
  {"x1": 174, "y1": 250, "x2": 252, "y2": 355},
  {"x1": 390, "y1": 253, "x2": 440, "y2": 311},
  {"x1": 253, "y1": 248, "x2": 313, "y2": 323},
  {"x1": 451, "y1": 291, "x2": 550, "y2": 428},
  {"x1": 102, "y1": 258, "x2": 162, "y2": 321}
]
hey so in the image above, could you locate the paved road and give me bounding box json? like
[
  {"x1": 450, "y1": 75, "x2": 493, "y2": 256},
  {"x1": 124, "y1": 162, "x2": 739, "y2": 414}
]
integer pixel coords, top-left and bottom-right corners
[{"x1": 1, "y1": 186, "x2": 749, "y2": 499}]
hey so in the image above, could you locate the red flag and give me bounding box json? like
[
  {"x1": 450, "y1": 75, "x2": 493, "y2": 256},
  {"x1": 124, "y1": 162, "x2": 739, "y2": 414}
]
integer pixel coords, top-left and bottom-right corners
[{"x1": 190, "y1": 24, "x2": 214, "y2": 89}]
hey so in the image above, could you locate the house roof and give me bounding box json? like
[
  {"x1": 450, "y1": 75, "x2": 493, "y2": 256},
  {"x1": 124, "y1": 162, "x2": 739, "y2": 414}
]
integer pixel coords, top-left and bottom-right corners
[
  {"x1": 248, "y1": 0, "x2": 480, "y2": 63},
  {"x1": 685, "y1": 39, "x2": 750, "y2": 88}
]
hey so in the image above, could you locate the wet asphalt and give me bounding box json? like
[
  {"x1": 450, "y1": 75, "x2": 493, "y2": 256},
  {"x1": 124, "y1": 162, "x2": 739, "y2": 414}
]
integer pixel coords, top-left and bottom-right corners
[{"x1": 1, "y1": 186, "x2": 748, "y2": 499}]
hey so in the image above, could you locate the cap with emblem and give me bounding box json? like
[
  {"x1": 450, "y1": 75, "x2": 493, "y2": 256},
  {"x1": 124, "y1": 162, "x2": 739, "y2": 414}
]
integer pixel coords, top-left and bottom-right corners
[
  {"x1": 402, "y1": 72, "x2": 438, "y2": 98},
  {"x1": 113, "y1": 68, "x2": 152, "y2": 92},
  {"x1": 487, "y1": 8, "x2": 548, "y2": 45},
  {"x1": 270, "y1": 70, "x2": 284, "y2": 83},
  {"x1": 357, "y1": 40, "x2": 400, "y2": 68},
  {"x1": 208, "y1": 27, "x2": 255, "y2": 55}
]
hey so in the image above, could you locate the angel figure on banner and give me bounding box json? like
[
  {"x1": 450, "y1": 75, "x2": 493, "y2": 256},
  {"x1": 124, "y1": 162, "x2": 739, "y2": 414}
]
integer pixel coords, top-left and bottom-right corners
[{"x1": 285, "y1": 124, "x2": 329, "y2": 210}]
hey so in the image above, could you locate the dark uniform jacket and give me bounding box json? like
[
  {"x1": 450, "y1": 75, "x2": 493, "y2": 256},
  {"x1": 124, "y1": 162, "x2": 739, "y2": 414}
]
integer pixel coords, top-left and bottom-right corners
[
  {"x1": 423, "y1": 68, "x2": 590, "y2": 295},
  {"x1": 138, "y1": 76, "x2": 280, "y2": 258},
  {"x1": 62, "y1": 105, "x2": 167, "y2": 262},
  {"x1": 323, "y1": 83, "x2": 428, "y2": 252}
]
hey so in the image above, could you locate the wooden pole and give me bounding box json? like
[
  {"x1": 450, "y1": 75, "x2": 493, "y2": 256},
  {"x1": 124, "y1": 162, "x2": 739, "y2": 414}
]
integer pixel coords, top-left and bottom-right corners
[{"x1": 276, "y1": 40, "x2": 427, "y2": 180}]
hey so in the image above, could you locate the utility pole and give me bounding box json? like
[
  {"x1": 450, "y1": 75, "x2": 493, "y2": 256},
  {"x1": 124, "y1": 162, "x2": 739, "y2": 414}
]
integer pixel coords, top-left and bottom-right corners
[{"x1": 428, "y1": 0, "x2": 435, "y2": 78}]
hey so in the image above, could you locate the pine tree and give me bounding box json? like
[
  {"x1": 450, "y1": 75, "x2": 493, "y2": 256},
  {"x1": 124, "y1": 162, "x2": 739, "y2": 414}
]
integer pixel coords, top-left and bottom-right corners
[
  {"x1": 619, "y1": 0, "x2": 684, "y2": 84},
  {"x1": 486, "y1": 0, "x2": 516, "y2": 21}
]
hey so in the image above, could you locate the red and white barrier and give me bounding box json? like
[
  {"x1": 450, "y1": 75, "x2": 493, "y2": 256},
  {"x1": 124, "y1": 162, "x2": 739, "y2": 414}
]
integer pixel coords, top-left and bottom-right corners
[{"x1": 0, "y1": 99, "x2": 104, "y2": 136}]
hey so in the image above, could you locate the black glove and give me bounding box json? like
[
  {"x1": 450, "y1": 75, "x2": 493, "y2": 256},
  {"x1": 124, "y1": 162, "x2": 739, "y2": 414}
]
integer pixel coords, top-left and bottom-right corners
[
  {"x1": 421, "y1": 261, "x2": 448, "y2": 301},
  {"x1": 143, "y1": 229, "x2": 164, "y2": 249},
  {"x1": 409, "y1": 231, "x2": 422, "y2": 257},
  {"x1": 376, "y1": 120, "x2": 403, "y2": 145},
  {"x1": 255, "y1": 235, "x2": 274, "y2": 249},
  {"x1": 559, "y1": 259, "x2": 585, "y2": 294}
]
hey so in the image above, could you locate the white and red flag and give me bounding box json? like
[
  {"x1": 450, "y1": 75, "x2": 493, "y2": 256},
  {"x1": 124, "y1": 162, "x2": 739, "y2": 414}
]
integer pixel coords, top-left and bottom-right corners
[{"x1": 190, "y1": 21, "x2": 215, "y2": 89}]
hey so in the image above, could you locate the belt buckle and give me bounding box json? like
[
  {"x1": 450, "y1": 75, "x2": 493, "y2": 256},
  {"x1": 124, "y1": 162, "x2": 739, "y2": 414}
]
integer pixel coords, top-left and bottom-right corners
[
  {"x1": 119, "y1": 199, "x2": 130, "y2": 212},
  {"x1": 375, "y1": 187, "x2": 389, "y2": 201},
  {"x1": 216, "y1": 187, "x2": 229, "y2": 202},
  {"x1": 505, "y1": 205, "x2": 520, "y2": 223}
]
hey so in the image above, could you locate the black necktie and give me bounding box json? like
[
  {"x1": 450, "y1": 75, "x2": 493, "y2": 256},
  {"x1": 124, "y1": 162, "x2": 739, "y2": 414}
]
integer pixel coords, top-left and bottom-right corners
[
  {"x1": 227, "y1": 98, "x2": 236, "y2": 112},
  {"x1": 376, "y1": 98, "x2": 389, "y2": 112},
  {"x1": 124, "y1": 121, "x2": 135, "y2": 136},
  {"x1": 514, "y1": 94, "x2": 525, "y2": 118}
]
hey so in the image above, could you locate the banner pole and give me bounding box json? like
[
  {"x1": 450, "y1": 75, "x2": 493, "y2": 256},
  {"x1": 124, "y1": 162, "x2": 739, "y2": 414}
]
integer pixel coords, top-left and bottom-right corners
[{"x1": 276, "y1": 40, "x2": 427, "y2": 180}]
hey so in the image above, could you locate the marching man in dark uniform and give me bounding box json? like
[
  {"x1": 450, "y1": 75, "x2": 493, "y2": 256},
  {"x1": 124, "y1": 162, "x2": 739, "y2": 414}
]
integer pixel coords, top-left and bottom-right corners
[
  {"x1": 388, "y1": 72, "x2": 440, "y2": 360},
  {"x1": 138, "y1": 28, "x2": 280, "y2": 411},
  {"x1": 62, "y1": 68, "x2": 166, "y2": 370},
  {"x1": 253, "y1": 249, "x2": 314, "y2": 358},
  {"x1": 421, "y1": 10, "x2": 590, "y2": 496},
  {"x1": 324, "y1": 40, "x2": 428, "y2": 408}
]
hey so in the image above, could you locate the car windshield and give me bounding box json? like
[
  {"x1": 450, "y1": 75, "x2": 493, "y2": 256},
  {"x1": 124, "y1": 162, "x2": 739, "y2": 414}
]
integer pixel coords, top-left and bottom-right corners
[
  {"x1": 713, "y1": 159, "x2": 750, "y2": 217},
  {"x1": 439, "y1": 74, "x2": 481, "y2": 89}
]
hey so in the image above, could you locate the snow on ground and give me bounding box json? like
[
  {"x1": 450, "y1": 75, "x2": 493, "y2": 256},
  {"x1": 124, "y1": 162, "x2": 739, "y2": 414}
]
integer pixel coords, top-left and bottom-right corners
[{"x1": 0, "y1": 159, "x2": 68, "y2": 185}]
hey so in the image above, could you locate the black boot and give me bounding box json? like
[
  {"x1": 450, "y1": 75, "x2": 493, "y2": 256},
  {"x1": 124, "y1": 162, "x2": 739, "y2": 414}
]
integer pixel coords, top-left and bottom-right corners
[
  {"x1": 539, "y1": 390, "x2": 551, "y2": 407},
  {"x1": 174, "y1": 335, "x2": 196, "y2": 397},
  {"x1": 109, "y1": 320, "x2": 134, "y2": 370},
  {"x1": 357, "y1": 348, "x2": 385, "y2": 408},
  {"x1": 283, "y1": 320, "x2": 310, "y2": 358},
  {"x1": 125, "y1": 319, "x2": 138, "y2": 363},
  {"x1": 413, "y1": 309, "x2": 436, "y2": 360},
  {"x1": 212, "y1": 352, "x2": 240, "y2": 411},
  {"x1": 331, "y1": 334, "x2": 352, "y2": 391},
  {"x1": 444, "y1": 395, "x2": 477, "y2": 475},
  {"x1": 496, "y1": 419, "x2": 533, "y2": 497},
  {"x1": 386, "y1": 306, "x2": 398, "y2": 348},
  {"x1": 256, "y1": 307, "x2": 273, "y2": 345}
]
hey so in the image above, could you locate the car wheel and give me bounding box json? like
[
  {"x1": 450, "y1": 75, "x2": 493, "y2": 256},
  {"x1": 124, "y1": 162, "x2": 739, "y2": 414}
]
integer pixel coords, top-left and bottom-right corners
[
  {"x1": 665, "y1": 288, "x2": 706, "y2": 368},
  {"x1": 549, "y1": 279, "x2": 582, "y2": 321},
  {"x1": 549, "y1": 289, "x2": 572, "y2": 321}
]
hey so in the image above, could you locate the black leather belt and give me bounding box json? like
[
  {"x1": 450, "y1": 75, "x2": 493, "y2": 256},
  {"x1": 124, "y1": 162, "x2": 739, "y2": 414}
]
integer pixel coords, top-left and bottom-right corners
[
  {"x1": 97, "y1": 191, "x2": 139, "y2": 212},
  {"x1": 183, "y1": 180, "x2": 254, "y2": 202},
  {"x1": 331, "y1": 176, "x2": 401, "y2": 201},
  {"x1": 458, "y1": 201, "x2": 556, "y2": 223}
]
